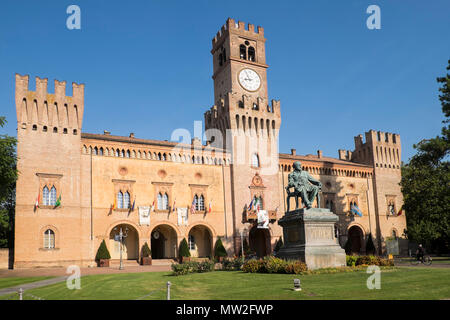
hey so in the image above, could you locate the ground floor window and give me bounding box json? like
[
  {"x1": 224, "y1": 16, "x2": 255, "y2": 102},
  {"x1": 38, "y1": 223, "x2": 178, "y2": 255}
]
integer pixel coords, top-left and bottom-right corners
[{"x1": 44, "y1": 229, "x2": 55, "y2": 249}]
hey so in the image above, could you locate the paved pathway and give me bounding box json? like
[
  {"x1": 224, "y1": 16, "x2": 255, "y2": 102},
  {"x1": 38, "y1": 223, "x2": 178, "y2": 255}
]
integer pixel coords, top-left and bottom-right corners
[{"x1": 0, "y1": 276, "x2": 67, "y2": 297}]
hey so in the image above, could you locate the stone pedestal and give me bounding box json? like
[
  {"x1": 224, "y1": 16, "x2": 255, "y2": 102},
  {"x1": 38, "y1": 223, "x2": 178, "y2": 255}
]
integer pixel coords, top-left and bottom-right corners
[{"x1": 276, "y1": 208, "x2": 346, "y2": 270}]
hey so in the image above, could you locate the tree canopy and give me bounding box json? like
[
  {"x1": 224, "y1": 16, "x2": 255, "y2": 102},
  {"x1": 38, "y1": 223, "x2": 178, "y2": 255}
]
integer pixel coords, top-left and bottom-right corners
[
  {"x1": 400, "y1": 60, "x2": 450, "y2": 253},
  {"x1": 0, "y1": 116, "x2": 17, "y2": 248}
]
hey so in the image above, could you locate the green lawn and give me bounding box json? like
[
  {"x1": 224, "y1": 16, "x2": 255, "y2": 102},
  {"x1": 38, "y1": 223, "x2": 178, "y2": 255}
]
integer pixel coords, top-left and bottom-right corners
[
  {"x1": 6, "y1": 267, "x2": 450, "y2": 300},
  {"x1": 0, "y1": 276, "x2": 54, "y2": 290}
]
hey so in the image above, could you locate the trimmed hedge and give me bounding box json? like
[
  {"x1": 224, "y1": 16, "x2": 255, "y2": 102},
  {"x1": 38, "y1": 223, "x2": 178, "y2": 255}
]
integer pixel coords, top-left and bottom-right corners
[
  {"x1": 241, "y1": 256, "x2": 307, "y2": 274},
  {"x1": 222, "y1": 257, "x2": 245, "y2": 271},
  {"x1": 346, "y1": 255, "x2": 394, "y2": 267},
  {"x1": 171, "y1": 260, "x2": 215, "y2": 276}
]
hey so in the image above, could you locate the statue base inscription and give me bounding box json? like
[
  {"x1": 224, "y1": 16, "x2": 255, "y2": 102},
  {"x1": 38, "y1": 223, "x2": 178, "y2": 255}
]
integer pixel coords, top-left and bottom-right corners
[{"x1": 276, "y1": 208, "x2": 346, "y2": 270}]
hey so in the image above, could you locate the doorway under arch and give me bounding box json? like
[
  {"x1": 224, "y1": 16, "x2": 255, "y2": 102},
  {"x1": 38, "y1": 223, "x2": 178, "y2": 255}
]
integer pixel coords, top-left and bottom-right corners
[
  {"x1": 151, "y1": 224, "x2": 178, "y2": 259},
  {"x1": 348, "y1": 225, "x2": 364, "y2": 254},
  {"x1": 109, "y1": 224, "x2": 139, "y2": 260},
  {"x1": 249, "y1": 225, "x2": 271, "y2": 258},
  {"x1": 188, "y1": 225, "x2": 213, "y2": 258}
]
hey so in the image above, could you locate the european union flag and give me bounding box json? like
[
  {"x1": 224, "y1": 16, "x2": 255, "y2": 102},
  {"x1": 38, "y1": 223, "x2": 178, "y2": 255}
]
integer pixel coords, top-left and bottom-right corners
[{"x1": 351, "y1": 204, "x2": 363, "y2": 217}]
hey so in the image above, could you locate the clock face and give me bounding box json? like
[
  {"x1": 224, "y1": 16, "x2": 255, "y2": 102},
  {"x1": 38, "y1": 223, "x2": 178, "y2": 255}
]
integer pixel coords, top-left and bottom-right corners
[{"x1": 238, "y1": 68, "x2": 261, "y2": 91}]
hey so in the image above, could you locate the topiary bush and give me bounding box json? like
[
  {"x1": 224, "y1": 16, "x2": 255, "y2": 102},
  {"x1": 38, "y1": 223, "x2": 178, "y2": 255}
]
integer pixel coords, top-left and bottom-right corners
[
  {"x1": 95, "y1": 239, "x2": 111, "y2": 261},
  {"x1": 141, "y1": 242, "x2": 151, "y2": 257},
  {"x1": 366, "y1": 233, "x2": 376, "y2": 255},
  {"x1": 344, "y1": 237, "x2": 353, "y2": 255},
  {"x1": 179, "y1": 238, "x2": 191, "y2": 261},
  {"x1": 214, "y1": 237, "x2": 227, "y2": 260},
  {"x1": 274, "y1": 237, "x2": 283, "y2": 253}
]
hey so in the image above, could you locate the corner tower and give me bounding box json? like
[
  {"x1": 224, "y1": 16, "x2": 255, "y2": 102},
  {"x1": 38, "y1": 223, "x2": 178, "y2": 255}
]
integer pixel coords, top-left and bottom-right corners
[
  {"x1": 204, "y1": 19, "x2": 282, "y2": 255},
  {"x1": 14, "y1": 74, "x2": 87, "y2": 267},
  {"x1": 344, "y1": 130, "x2": 407, "y2": 254}
]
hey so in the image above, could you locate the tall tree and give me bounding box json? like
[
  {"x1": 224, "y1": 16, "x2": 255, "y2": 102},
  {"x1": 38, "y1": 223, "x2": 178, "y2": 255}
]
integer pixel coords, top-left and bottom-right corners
[
  {"x1": 400, "y1": 60, "x2": 450, "y2": 253},
  {"x1": 0, "y1": 116, "x2": 17, "y2": 248}
]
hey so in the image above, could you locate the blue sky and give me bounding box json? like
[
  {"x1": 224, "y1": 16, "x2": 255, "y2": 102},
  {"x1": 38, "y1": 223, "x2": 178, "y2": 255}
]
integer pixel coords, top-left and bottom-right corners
[{"x1": 0, "y1": 0, "x2": 449, "y2": 162}]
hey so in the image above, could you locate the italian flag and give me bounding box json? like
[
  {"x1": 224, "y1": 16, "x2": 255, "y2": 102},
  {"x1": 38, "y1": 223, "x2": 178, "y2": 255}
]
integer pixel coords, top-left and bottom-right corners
[
  {"x1": 208, "y1": 201, "x2": 212, "y2": 213},
  {"x1": 55, "y1": 194, "x2": 61, "y2": 208},
  {"x1": 151, "y1": 200, "x2": 155, "y2": 212}
]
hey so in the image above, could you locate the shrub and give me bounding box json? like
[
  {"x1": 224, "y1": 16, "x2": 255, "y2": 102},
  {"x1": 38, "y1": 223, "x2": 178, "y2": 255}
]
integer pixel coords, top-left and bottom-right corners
[
  {"x1": 366, "y1": 234, "x2": 376, "y2": 255},
  {"x1": 242, "y1": 259, "x2": 264, "y2": 273},
  {"x1": 263, "y1": 256, "x2": 287, "y2": 273},
  {"x1": 197, "y1": 260, "x2": 215, "y2": 273},
  {"x1": 171, "y1": 260, "x2": 215, "y2": 275},
  {"x1": 141, "y1": 242, "x2": 151, "y2": 258},
  {"x1": 354, "y1": 255, "x2": 394, "y2": 266},
  {"x1": 222, "y1": 257, "x2": 244, "y2": 271},
  {"x1": 284, "y1": 260, "x2": 308, "y2": 274},
  {"x1": 214, "y1": 237, "x2": 227, "y2": 259},
  {"x1": 95, "y1": 239, "x2": 111, "y2": 261},
  {"x1": 346, "y1": 255, "x2": 358, "y2": 267},
  {"x1": 179, "y1": 238, "x2": 190, "y2": 260},
  {"x1": 344, "y1": 237, "x2": 353, "y2": 255}
]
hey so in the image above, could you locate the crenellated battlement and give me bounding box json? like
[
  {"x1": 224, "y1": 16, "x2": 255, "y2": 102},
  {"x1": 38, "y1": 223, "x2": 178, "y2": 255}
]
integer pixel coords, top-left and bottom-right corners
[
  {"x1": 15, "y1": 74, "x2": 85, "y2": 133},
  {"x1": 346, "y1": 130, "x2": 401, "y2": 169},
  {"x1": 212, "y1": 18, "x2": 265, "y2": 48}
]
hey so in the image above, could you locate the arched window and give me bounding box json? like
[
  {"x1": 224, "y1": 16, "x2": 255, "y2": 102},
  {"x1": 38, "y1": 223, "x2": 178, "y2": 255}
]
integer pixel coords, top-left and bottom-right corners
[
  {"x1": 199, "y1": 195, "x2": 205, "y2": 211},
  {"x1": 252, "y1": 153, "x2": 260, "y2": 167},
  {"x1": 157, "y1": 193, "x2": 163, "y2": 210},
  {"x1": 162, "y1": 193, "x2": 169, "y2": 210},
  {"x1": 94, "y1": 147, "x2": 98, "y2": 155},
  {"x1": 194, "y1": 195, "x2": 199, "y2": 211},
  {"x1": 248, "y1": 46, "x2": 255, "y2": 61},
  {"x1": 117, "y1": 191, "x2": 123, "y2": 209},
  {"x1": 392, "y1": 229, "x2": 398, "y2": 238},
  {"x1": 123, "y1": 192, "x2": 130, "y2": 209},
  {"x1": 50, "y1": 187, "x2": 57, "y2": 206},
  {"x1": 43, "y1": 229, "x2": 55, "y2": 249},
  {"x1": 188, "y1": 235, "x2": 196, "y2": 250},
  {"x1": 240, "y1": 44, "x2": 247, "y2": 59},
  {"x1": 43, "y1": 186, "x2": 50, "y2": 206},
  {"x1": 126, "y1": 150, "x2": 130, "y2": 158},
  {"x1": 99, "y1": 147, "x2": 104, "y2": 156}
]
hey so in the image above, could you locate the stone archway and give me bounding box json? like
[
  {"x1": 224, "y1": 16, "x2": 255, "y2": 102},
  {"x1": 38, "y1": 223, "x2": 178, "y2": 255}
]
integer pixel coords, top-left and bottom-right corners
[
  {"x1": 348, "y1": 225, "x2": 364, "y2": 254},
  {"x1": 109, "y1": 223, "x2": 139, "y2": 260},
  {"x1": 188, "y1": 225, "x2": 213, "y2": 258},
  {"x1": 150, "y1": 224, "x2": 178, "y2": 259},
  {"x1": 249, "y1": 225, "x2": 271, "y2": 258}
]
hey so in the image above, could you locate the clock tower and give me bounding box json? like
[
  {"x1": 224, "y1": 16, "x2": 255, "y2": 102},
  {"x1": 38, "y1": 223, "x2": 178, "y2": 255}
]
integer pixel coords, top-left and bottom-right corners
[{"x1": 204, "y1": 18, "x2": 282, "y2": 255}]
